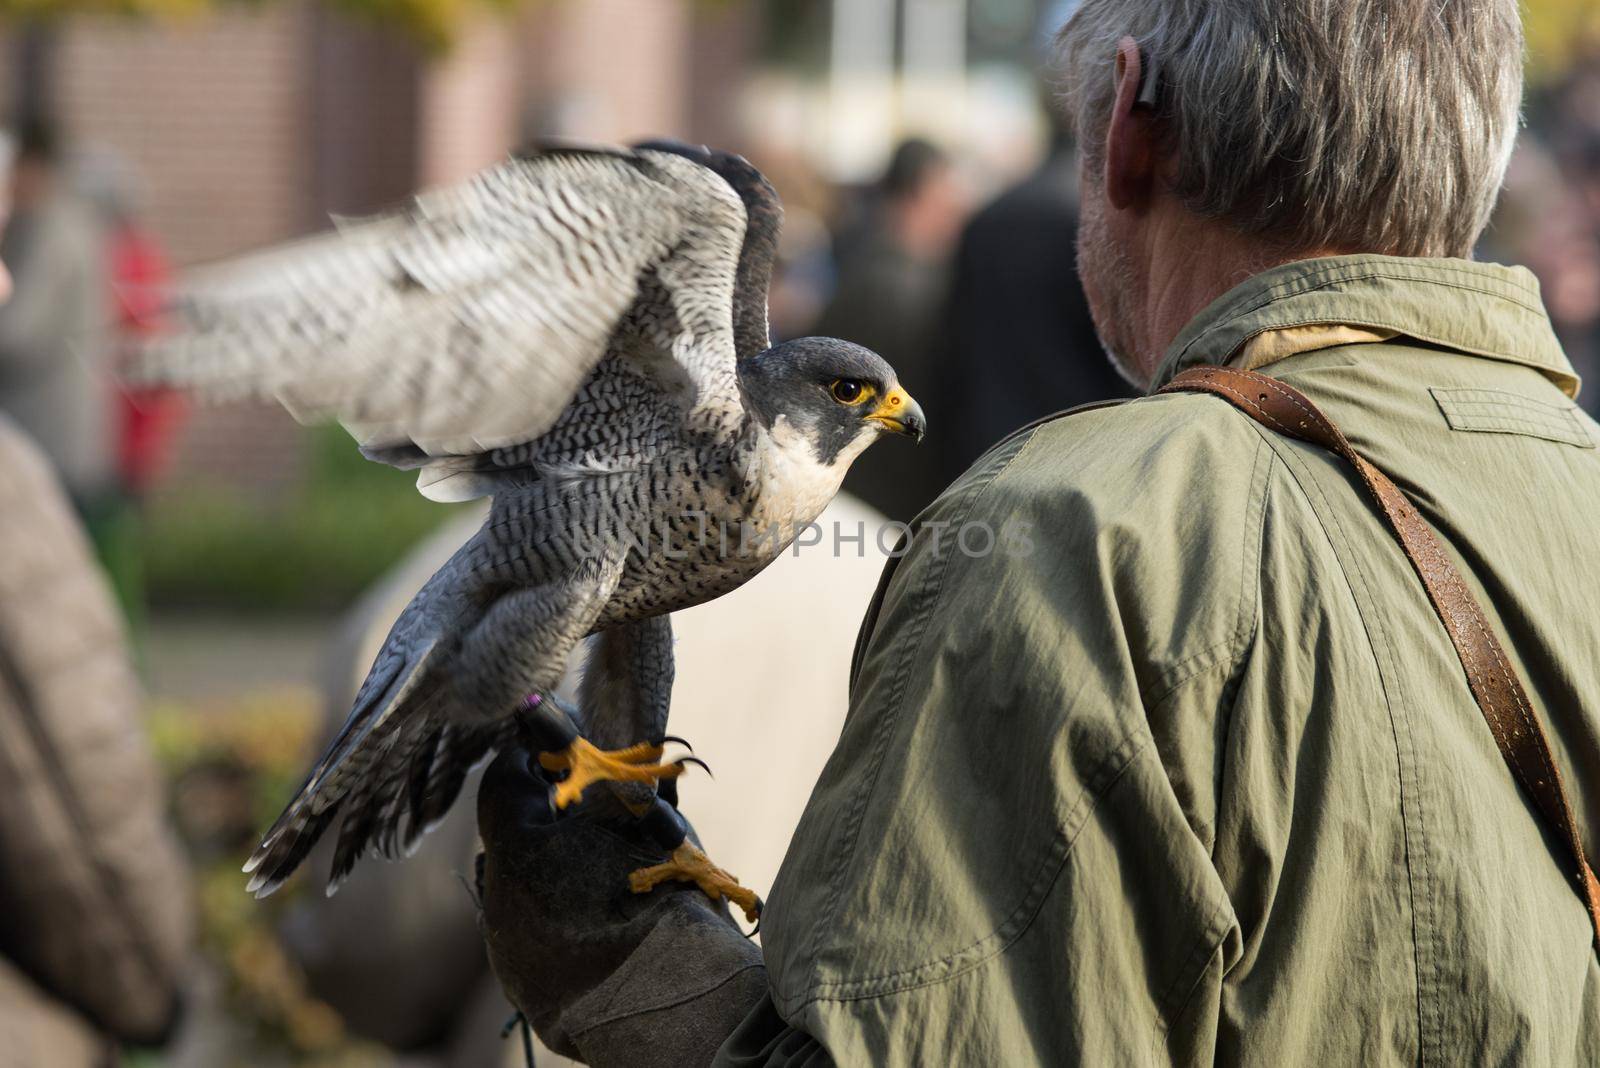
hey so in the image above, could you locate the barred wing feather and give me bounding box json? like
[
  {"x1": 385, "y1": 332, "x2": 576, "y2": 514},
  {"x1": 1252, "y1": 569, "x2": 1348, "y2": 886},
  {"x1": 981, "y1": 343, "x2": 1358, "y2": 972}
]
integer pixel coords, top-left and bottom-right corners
[{"x1": 135, "y1": 145, "x2": 747, "y2": 460}]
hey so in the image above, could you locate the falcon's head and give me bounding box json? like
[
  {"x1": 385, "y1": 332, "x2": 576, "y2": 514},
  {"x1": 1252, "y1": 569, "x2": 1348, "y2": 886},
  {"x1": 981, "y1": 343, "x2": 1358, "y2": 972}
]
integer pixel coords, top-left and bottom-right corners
[{"x1": 739, "y1": 336, "x2": 925, "y2": 470}]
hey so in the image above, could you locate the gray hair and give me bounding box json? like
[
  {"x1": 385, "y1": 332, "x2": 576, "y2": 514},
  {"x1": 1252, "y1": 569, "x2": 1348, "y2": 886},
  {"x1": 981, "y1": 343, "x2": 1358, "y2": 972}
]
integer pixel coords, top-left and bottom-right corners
[{"x1": 1055, "y1": 0, "x2": 1524, "y2": 258}]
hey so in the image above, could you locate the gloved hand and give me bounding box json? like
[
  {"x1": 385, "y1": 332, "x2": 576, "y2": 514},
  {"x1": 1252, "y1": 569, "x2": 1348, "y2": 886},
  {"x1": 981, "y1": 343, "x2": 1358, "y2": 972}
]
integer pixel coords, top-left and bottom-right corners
[{"x1": 476, "y1": 746, "x2": 767, "y2": 1067}]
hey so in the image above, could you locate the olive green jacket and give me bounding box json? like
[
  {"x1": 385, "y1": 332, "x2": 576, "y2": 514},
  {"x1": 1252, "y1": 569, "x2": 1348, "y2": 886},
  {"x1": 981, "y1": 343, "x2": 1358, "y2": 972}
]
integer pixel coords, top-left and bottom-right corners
[{"x1": 737, "y1": 256, "x2": 1600, "y2": 1065}]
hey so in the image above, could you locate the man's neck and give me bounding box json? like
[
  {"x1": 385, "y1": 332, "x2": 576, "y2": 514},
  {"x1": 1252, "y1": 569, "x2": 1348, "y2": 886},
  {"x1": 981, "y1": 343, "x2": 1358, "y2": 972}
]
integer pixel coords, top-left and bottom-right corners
[{"x1": 1135, "y1": 208, "x2": 1349, "y2": 379}]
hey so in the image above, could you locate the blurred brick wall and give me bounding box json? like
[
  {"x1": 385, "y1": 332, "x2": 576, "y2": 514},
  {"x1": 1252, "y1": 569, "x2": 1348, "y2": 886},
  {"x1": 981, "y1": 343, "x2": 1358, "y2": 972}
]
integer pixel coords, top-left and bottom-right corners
[
  {"x1": 57, "y1": 4, "x2": 315, "y2": 267},
  {"x1": 418, "y1": 12, "x2": 522, "y2": 187},
  {"x1": 536, "y1": 0, "x2": 692, "y2": 142},
  {"x1": 311, "y1": 6, "x2": 423, "y2": 217},
  {"x1": 688, "y1": 3, "x2": 762, "y2": 153}
]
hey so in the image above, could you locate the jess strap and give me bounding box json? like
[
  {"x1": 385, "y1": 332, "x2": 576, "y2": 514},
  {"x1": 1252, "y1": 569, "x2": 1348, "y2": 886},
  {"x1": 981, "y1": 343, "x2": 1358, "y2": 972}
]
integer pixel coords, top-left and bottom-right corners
[{"x1": 1160, "y1": 364, "x2": 1600, "y2": 946}]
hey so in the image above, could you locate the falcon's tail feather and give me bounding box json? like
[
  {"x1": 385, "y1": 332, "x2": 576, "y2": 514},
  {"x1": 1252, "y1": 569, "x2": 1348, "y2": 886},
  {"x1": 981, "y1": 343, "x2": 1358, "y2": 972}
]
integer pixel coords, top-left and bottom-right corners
[
  {"x1": 404, "y1": 719, "x2": 506, "y2": 850},
  {"x1": 244, "y1": 639, "x2": 456, "y2": 898},
  {"x1": 322, "y1": 716, "x2": 507, "y2": 894}
]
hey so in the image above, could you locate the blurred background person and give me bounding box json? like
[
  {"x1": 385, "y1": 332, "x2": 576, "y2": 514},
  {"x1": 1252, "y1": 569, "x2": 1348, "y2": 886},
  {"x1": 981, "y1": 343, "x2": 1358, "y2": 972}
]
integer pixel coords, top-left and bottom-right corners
[
  {"x1": 91, "y1": 152, "x2": 183, "y2": 646},
  {"x1": 820, "y1": 137, "x2": 970, "y2": 520},
  {"x1": 0, "y1": 118, "x2": 112, "y2": 512},
  {"x1": 0, "y1": 119, "x2": 135, "y2": 608},
  {"x1": 87, "y1": 151, "x2": 184, "y2": 512},
  {"x1": 931, "y1": 13, "x2": 1135, "y2": 484}
]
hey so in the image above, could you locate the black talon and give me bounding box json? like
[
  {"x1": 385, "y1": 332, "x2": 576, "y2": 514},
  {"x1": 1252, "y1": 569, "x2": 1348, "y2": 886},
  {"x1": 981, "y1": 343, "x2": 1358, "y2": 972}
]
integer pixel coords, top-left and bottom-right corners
[
  {"x1": 676, "y1": 755, "x2": 712, "y2": 778},
  {"x1": 662, "y1": 734, "x2": 694, "y2": 751},
  {"x1": 743, "y1": 896, "x2": 766, "y2": 938}
]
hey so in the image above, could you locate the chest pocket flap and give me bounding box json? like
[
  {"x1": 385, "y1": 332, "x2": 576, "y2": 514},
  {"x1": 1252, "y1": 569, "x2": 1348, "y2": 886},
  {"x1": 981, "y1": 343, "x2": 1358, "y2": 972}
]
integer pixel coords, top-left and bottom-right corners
[{"x1": 1430, "y1": 387, "x2": 1594, "y2": 449}]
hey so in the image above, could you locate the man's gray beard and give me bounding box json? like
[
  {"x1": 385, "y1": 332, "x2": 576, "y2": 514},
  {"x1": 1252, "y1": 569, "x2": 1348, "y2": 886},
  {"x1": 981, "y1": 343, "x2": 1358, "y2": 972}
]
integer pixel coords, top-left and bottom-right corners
[{"x1": 1076, "y1": 191, "x2": 1148, "y2": 391}]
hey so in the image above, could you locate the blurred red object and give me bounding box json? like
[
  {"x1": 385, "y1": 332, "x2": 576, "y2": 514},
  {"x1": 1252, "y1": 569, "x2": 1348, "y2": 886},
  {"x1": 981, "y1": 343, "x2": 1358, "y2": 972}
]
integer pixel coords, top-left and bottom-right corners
[{"x1": 111, "y1": 220, "x2": 185, "y2": 495}]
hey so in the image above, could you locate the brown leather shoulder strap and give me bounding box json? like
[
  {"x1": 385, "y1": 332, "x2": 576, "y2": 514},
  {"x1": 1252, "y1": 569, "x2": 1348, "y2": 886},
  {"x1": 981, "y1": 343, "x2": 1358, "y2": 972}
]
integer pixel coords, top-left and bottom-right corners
[{"x1": 1161, "y1": 364, "x2": 1600, "y2": 946}]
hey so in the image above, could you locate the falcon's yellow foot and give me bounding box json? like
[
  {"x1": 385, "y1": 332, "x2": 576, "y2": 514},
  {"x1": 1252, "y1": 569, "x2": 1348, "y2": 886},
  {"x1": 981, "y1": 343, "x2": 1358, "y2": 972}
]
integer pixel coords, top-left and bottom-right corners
[
  {"x1": 538, "y1": 737, "x2": 691, "y2": 810},
  {"x1": 629, "y1": 842, "x2": 762, "y2": 924}
]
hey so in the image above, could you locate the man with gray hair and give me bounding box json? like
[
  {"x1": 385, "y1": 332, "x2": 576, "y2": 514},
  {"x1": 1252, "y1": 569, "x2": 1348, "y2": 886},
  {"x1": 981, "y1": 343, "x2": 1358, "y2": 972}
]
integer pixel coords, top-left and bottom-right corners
[{"x1": 477, "y1": 1, "x2": 1600, "y2": 1063}]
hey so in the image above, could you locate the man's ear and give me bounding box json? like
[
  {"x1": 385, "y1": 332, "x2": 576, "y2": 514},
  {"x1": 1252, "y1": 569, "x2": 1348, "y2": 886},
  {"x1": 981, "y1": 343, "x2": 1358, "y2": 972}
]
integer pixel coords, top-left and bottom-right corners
[{"x1": 1103, "y1": 36, "x2": 1158, "y2": 212}]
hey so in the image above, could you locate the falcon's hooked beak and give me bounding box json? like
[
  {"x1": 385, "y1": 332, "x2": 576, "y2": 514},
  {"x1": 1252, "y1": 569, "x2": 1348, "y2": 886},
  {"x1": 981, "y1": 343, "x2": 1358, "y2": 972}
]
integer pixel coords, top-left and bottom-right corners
[{"x1": 867, "y1": 387, "x2": 926, "y2": 443}]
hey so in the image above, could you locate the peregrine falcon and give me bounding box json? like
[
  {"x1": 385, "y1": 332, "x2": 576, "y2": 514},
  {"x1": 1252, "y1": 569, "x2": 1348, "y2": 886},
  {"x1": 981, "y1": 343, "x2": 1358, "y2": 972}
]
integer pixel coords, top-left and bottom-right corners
[{"x1": 137, "y1": 141, "x2": 925, "y2": 908}]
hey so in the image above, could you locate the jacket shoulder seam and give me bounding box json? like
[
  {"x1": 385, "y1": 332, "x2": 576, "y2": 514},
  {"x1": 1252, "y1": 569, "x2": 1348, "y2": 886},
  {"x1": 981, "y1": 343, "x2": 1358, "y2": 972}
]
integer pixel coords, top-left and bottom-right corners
[{"x1": 1244, "y1": 420, "x2": 1441, "y2": 1057}]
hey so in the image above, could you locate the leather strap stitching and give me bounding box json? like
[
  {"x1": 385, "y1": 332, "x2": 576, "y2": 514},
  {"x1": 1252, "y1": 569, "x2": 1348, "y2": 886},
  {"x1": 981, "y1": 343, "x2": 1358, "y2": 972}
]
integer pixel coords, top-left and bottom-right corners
[{"x1": 1234, "y1": 368, "x2": 1346, "y2": 443}]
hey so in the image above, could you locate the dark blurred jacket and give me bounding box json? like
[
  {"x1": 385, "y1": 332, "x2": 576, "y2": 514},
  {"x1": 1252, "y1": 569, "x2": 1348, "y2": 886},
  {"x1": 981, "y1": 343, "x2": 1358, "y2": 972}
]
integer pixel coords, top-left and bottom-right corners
[
  {"x1": 934, "y1": 149, "x2": 1132, "y2": 483},
  {"x1": 819, "y1": 224, "x2": 951, "y2": 522},
  {"x1": 0, "y1": 414, "x2": 192, "y2": 1065}
]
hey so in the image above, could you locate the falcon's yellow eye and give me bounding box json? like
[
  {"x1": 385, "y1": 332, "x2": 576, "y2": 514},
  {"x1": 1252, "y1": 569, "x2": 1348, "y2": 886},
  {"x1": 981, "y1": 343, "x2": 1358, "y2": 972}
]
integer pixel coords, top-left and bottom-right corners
[{"x1": 830, "y1": 379, "x2": 871, "y2": 405}]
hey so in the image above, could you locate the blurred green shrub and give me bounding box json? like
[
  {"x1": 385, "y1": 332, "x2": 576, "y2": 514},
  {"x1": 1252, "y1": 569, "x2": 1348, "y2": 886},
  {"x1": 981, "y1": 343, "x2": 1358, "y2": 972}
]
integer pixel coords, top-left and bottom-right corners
[{"x1": 142, "y1": 424, "x2": 465, "y2": 613}]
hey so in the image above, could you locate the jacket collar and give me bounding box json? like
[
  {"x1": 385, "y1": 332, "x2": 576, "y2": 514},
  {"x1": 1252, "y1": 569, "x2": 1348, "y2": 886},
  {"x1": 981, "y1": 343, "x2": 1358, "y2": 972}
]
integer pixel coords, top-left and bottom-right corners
[{"x1": 1150, "y1": 255, "x2": 1578, "y2": 398}]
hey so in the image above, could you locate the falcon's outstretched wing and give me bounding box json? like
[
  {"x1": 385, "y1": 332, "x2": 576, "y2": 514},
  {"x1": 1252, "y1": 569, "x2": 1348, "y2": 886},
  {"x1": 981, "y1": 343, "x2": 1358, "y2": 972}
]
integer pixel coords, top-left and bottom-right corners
[{"x1": 134, "y1": 143, "x2": 751, "y2": 462}]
